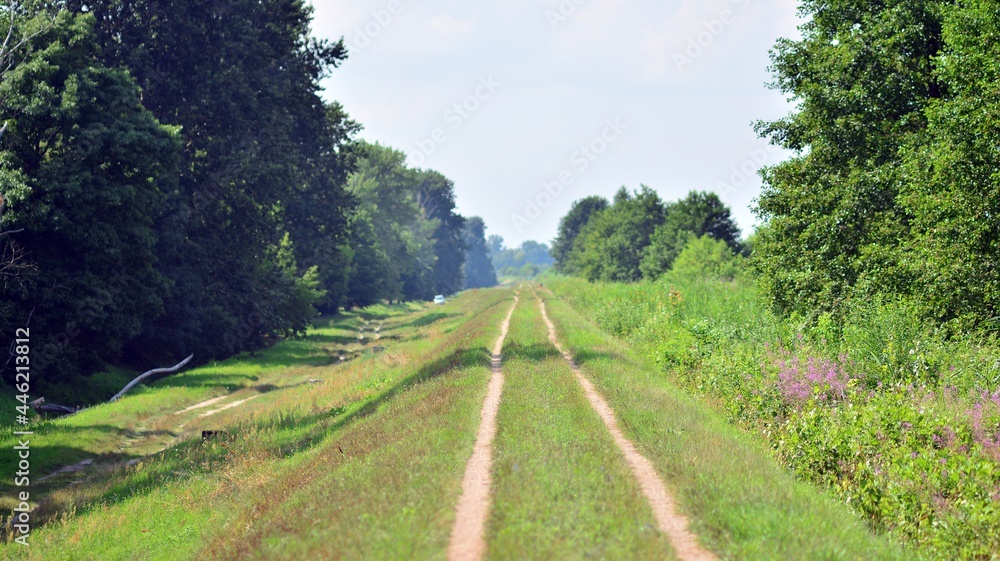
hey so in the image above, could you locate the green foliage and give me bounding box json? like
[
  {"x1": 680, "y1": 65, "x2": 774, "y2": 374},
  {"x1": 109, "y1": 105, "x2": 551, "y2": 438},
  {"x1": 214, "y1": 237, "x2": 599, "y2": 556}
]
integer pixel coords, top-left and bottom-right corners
[
  {"x1": 569, "y1": 186, "x2": 665, "y2": 282},
  {"x1": 551, "y1": 273, "x2": 1000, "y2": 557},
  {"x1": 641, "y1": 191, "x2": 742, "y2": 279},
  {"x1": 345, "y1": 142, "x2": 466, "y2": 303},
  {"x1": 418, "y1": 170, "x2": 467, "y2": 296},
  {"x1": 894, "y1": 0, "x2": 1000, "y2": 332},
  {"x1": 753, "y1": 0, "x2": 1000, "y2": 334},
  {"x1": 345, "y1": 210, "x2": 393, "y2": 308},
  {"x1": 490, "y1": 238, "x2": 554, "y2": 278},
  {"x1": 557, "y1": 188, "x2": 742, "y2": 284},
  {"x1": 669, "y1": 235, "x2": 743, "y2": 282},
  {"x1": 55, "y1": 0, "x2": 360, "y2": 365},
  {"x1": 0, "y1": 10, "x2": 180, "y2": 382},
  {"x1": 462, "y1": 216, "x2": 497, "y2": 289},
  {"x1": 551, "y1": 195, "x2": 608, "y2": 273},
  {"x1": 0, "y1": 2, "x2": 475, "y2": 394},
  {"x1": 753, "y1": 0, "x2": 943, "y2": 317}
]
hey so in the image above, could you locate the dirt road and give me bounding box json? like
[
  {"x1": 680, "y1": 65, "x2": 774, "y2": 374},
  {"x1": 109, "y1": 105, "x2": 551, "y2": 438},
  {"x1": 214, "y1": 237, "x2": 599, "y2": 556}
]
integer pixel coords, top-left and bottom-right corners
[{"x1": 448, "y1": 295, "x2": 520, "y2": 561}]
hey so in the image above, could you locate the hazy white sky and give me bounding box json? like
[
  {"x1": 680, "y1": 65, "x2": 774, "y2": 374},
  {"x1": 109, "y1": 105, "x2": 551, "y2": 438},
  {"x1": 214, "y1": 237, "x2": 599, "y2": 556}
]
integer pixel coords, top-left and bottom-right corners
[{"x1": 310, "y1": 0, "x2": 803, "y2": 247}]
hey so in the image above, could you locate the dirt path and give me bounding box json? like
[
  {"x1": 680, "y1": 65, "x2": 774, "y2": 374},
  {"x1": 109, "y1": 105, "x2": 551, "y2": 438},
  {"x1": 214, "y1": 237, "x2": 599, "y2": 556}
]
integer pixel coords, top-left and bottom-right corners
[
  {"x1": 197, "y1": 395, "x2": 261, "y2": 418},
  {"x1": 537, "y1": 296, "x2": 717, "y2": 561},
  {"x1": 447, "y1": 295, "x2": 519, "y2": 561},
  {"x1": 36, "y1": 459, "x2": 94, "y2": 483},
  {"x1": 175, "y1": 395, "x2": 229, "y2": 415}
]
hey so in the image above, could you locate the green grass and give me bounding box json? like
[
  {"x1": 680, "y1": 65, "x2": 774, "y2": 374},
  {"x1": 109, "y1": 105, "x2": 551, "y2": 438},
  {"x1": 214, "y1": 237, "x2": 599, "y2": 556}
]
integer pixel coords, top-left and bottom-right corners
[
  {"x1": 538, "y1": 288, "x2": 909, "y2": 560},
  {"x1": 0, "y1": 288, "x2": 513, "y2": 559},
  {"x1": 5, "y1": 280, "x2": 980, "y2": 559},
  {"x1": 0, "y1": 298, "x2": 467, "y2": 498},
  {"x1": 486, "y1": 295, "x2": 674, "y2": 560},
  {"x1": 196, "y1": 295, "x2": 514, "y2": 559},
  {"x1": 546, "y1": 273, "x2": 1000, "y2": 558}
]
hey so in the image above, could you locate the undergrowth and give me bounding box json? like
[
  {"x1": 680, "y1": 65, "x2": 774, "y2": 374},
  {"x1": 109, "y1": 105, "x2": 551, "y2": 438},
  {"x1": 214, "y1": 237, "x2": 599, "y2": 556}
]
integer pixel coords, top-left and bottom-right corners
[{"x1": 550, "y1": 275, "x2": 1000, "y2": 559}]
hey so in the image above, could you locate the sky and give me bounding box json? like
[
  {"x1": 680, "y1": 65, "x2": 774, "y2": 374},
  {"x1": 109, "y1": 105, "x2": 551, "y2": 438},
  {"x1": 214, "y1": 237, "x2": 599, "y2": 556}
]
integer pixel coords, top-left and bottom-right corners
[{"x1": 310, "y1": 0, "x2": 804, "y2": 248}]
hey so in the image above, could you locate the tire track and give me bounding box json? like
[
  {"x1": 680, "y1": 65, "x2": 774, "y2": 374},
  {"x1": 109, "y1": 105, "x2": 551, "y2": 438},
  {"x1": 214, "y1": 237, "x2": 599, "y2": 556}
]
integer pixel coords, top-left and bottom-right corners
[
  {"x1": 538, "y1": 295, "x2": 717, "y2": 561},
  {"x1": 447, "y1": 294, "x2": 519, "y2": 561}
]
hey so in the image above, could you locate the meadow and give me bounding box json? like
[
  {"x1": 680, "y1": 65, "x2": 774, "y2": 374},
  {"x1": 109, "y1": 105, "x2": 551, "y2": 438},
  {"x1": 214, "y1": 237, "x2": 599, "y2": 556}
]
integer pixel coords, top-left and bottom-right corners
[
  {"x1": 547, "y1": 274, "x2": 1000, "y2": 558},
  {"x1": 0, "y1": 289, "x2": 511, "y2": 559}
]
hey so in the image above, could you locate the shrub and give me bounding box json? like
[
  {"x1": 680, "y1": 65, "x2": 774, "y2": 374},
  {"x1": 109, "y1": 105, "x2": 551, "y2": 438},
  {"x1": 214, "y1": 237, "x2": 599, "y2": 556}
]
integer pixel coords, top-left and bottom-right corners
[{"x1": 549, "y1": 274, "x2": 1000, "y2": 558}]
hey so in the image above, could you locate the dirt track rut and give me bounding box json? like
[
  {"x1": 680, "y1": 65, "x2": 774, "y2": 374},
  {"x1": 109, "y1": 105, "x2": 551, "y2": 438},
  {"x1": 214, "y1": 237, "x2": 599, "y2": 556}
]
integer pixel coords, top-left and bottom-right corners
[
  {"x1": 447, "y1": 295, "x2": 519, "y2": 561},
  {"x1": 538, "y1": 296, "x2": 716, "y2": 561}
]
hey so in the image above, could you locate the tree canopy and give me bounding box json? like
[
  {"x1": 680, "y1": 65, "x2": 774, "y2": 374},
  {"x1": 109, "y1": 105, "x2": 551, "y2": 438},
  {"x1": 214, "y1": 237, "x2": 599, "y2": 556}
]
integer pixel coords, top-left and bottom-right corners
[
  {"x1": 490, "y1": 238, "x2": 554, "y2": 278},
  {"x1": 557, "y1": 187, "x2": 741, "y2": 283},
  {"x1": 0, "y1": 2, "x2": 484, "y2": 394},
  {"x1": 551, "y1": 195, "x2": 608, "y2": 273},
  {"x1": 463, "y1": 217, "x2": 498, "y2": 289},
  {"x1": 754, "y1": 0, "x2": 1000, "y2": 332},
  {"x1": 641, "y1": 191, "x2": 741, "y2": 279}
]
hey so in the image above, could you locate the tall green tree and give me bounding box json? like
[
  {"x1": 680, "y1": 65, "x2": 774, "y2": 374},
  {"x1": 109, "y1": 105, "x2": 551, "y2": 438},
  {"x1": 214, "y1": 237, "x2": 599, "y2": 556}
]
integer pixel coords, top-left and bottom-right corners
[
  {"x1": 896, "y1": 0, "x2": 1000, "y2": 330},
  {"x1": 641, "y1": 191, "x2": 741, "y2": 279},
  {"x1": 284, "y1": 102, "x2": 360, "y2": 314},
  {"x1": 753, "y1": 0, "x2": 944, "y2": 318},
  {"x1": 344, "y1": 210, "x2": 392, "y2": 308},
  {"x1": 669, "y1": 235, "x2": 743, "y2": 282},
  {"x1": 486, "y1": 234, "x2": 505, "y2": 257},
  {"x1": 491, "y1": 240, "x2": 554, "y2": 277},
  {"x1": 570, "y1": 187, "x2": 665, "y2": 282},
  {"x1": 551, "y1": 195, "x2": 608, "y2": 273},
  {"x1": 347, "y1": 142, "x2": 422, "y2": 301},
  {"x1": 463, "y1": 217, "x2": 497, "y2": 289},
  {"x1": 62, "y1": 0, "x2": 354, "y2": 363},
  {"x1": 417, "y1": 170, "x2": 467, "y2": 295},
  {"x1": 0, "y1": 10, "x2": 180, "y2": 383}
]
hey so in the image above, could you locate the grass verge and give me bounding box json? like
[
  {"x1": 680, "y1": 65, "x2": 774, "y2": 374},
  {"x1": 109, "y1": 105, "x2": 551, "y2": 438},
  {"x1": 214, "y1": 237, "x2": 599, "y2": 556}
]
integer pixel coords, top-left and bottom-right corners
[
  {"x1": 539, "y1": 288, "x2": 910, "y2": 560},
  {"x1": 486, "y1": 292, "x2": 674, "y2": 560},
  {"x1": 0, "y1": 288, "x2": 512, "y2": 559}
]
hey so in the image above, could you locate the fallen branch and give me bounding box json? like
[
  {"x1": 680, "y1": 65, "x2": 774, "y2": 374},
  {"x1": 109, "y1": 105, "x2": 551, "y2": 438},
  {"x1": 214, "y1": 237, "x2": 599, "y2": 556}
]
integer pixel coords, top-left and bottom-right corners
[
  {"x1": 36, "y1": 403, "x2": 77, "y2": 415},
  {"x1": 109, "y1": 354, "x2": 194, "y2": 402},
  {"x1": 29, "y1": 397, "x2": 78, "y2": 416}
]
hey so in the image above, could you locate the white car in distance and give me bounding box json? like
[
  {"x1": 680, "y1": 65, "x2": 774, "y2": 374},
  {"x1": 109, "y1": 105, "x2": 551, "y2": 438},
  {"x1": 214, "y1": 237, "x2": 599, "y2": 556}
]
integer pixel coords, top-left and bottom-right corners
[{"x1": 433, "y1": 295, "x2": 446, "y2": 305}]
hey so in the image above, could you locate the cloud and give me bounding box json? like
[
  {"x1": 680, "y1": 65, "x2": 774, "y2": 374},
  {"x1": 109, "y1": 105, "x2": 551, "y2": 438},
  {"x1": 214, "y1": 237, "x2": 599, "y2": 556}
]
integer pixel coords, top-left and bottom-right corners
[
  {"x1": 311, "y1": 0, "x2": 801, "y2": 246},
  {"x1": 308, "y1": 0, "x2": 367, "y2": 40},
  {"x1": 428, "y1": 14, "x2": 475, "y2": 36}
]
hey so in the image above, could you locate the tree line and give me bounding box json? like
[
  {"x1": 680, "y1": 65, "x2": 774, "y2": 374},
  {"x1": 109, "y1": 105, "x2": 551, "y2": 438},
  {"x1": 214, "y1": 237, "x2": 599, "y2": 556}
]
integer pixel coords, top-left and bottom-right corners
[
  {"x1": 552, "y1": 188, "x2": 743, "y2": 283},
  {"x1": 487, "y1": 237, "x2": 554, "y2": 279},
  {"x1": 557, "y1": 1, "x2": 1000, "y2": 339},
  {"x1": 754, "y1": 0, "x2": 1000, "y2": 333},
  {"x1": 0, "y1": 1, "x2": 496, "y2": 391}
]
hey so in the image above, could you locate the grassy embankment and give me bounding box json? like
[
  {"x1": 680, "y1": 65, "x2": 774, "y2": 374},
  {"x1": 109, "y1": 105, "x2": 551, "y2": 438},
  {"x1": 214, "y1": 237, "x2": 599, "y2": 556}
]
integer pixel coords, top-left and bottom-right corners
[
  {"x1": 486, "y1": 293, "x2": 674, "y2": 560},
  {"x1": 545, "y1": 275, "x2": 1000, "y2": 559},
  {"x1": 536, "y1": 287, "x2": 907, "y2": 559},
  {"x1": 0, "y1": 288, "x2": 514, "y2": 560}
]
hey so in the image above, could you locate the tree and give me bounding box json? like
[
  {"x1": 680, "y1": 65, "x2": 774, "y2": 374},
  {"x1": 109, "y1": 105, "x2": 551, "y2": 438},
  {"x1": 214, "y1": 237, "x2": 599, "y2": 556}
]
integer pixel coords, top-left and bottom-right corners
[
  {"x1": 669, "y1": 235, "x2": 743, "y2": 282},
  {"x1": 551, "y1": 195, "x2": 608, "y2": 273},
  {"x1": 641, "y1": 191, "x2": 741, "y2": 279},
  {"x1": 491, "y1": 240, "x2": 554, "y2": 277},
  {"x1": 570, "y1": 187, "x2": 665, "y2": 282},
  {"x1": 62, "y1": 0, "x2": 357, "y2": 364},
  {"x1": 347, "y1": 142, "x2": 426, "y2": 301},
  {"x1": 753, "y1": 0, "x2": 944, "y2": 318},
  {"x1": 284, "y1": 102, "x2": 360, "y2": 314},
  {"x1": 0, "y1": 3, "x2": 45, "y2": 323},
  {"x1": 463, "y1": 217, "x2": 497, "y2": 289},
  {"x1": 417, "y1": 169, "x2": 467, "y2": 295},
  {"x1": 487, "y1": 234, "x2": 505, "y2": 257},
  {"x1": 344, "y1": 210, "x2": 393, "y2": 308},
  {"x1": 0, "y1": 10, "x2": 180, "y2": 384},
  {"x1": 894, "y1": 0, "x2": 1000, "y2": 331}
]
